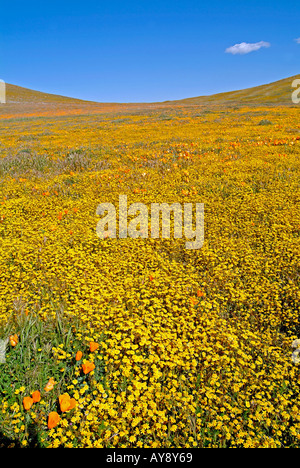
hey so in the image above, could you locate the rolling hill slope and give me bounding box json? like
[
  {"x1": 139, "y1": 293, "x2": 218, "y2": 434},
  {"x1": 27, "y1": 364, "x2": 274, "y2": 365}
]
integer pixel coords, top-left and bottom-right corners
[
  {"x1": 0, "y1": 74, "x2": 299, "y2": 118},
  {"x1": 173, "y1": 74, "x2": 300, "y2": 106},
  {"x1": 1, "y1": 83, "x2": 149, "y2": 118}
]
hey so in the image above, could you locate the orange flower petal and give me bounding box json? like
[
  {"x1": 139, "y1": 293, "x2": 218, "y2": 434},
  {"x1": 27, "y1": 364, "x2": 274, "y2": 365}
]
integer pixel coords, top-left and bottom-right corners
[
  {"x1": 23, "y1": 396, "x2": 34, "y2": 411},
  {"x1": 59, "y1": 393, "x2": 70, "y2": 412},
  {"x1": 32, "y1": 390, "x2": 41, "y2": 402},
  {"x1": 48, "y1": 411, "x2": 60, "y2": 429},
  {"x1": 189, "y1": 297, "x2": 198, "y2": 306},
  {"x1": 75, "y1": 351, "x2": 83, "y2": 361},
  {"x1": 9, "y1": 334, "x2": 19, "y2": 347},
  {"x1": 82, "y1": 361, "x2": 95, "y2": 375},
  {"x1": 61, "y1": 400, "x2": 71, "y2": 412},
  {"x1": 89, "y1": 342, "x2": 99, "y2": 352},
  {"x1": 44, "y1": 377, "x2": 56, "y2": 392},
  {"x1": 58, "y1": 393, "x2": 77, "y2": 412},
  {"x1": 68, "y1": 398, "x2": 76, "y2": 410}
]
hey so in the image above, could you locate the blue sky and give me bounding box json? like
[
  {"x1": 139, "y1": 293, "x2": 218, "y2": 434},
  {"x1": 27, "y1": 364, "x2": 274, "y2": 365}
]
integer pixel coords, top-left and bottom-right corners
[{"x1": 0, "y1": 0, "x2": 299, "y2": 102}]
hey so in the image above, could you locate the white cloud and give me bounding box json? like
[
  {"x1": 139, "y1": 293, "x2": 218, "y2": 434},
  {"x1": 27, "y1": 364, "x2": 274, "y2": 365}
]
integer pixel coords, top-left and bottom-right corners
[
  {"x1": 294, "y1": 38, "x2": 300, "y2": 44},
  {"x1": 225, "y1": 41, "x2": 271, "y2": 55}
]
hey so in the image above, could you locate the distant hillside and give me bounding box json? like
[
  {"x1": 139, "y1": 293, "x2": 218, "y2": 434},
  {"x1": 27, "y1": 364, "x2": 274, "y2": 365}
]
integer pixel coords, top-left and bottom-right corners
[
  {"x1": 6, "y1": 83, "x2": 89, "y2": 104},
  {"x1": 172, "y1": 75, "x2": 300, "y2": 106},
  {"x1": 2, "y1": 83, "x2": 145, "y2": 118},
  {"x1": 0, "y1": 75, "x2": 299, "y2": 118}
]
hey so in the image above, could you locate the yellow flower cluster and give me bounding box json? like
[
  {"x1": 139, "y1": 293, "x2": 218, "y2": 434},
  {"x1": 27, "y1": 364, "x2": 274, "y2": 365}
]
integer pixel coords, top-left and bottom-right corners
[{"x1": 0, "y1": 104, "x2": 300, "y2": 447}]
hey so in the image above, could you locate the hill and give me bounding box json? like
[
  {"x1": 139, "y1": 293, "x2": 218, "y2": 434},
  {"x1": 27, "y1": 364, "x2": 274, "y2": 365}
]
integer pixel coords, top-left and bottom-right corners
[
  {"x1": 173, "y1": 74, "x2": 300, "y2": 106},
  {"x1": 0, "y1": 74, "x2": 299, "y2": 118},
  {"x1": 1, "y1": 83, "x2": 151, "y2": 118}
]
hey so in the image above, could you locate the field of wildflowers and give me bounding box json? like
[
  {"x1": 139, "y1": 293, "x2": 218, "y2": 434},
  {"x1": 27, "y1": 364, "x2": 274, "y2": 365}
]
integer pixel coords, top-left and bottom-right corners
[{"x1": 0, "y1": 103, "x2": 299, "y2": 447}]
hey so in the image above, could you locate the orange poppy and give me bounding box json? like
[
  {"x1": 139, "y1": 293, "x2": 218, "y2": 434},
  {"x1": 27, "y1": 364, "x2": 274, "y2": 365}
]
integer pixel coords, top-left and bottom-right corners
[
  {"x1": 69, "y1": 398, "x2": 76, "y2": 410},
  {"x1": 89, "y1": 342, "x2": 99, "y2": 352},
  {"x1": 44, "y1": 378, "x2": 56, "y2": 392},
  {"x1": 48, "y1": 411, "x2": 60, "y2": 429},
  {"x1": 75, "y1": 350, "x2": 83, "y2": 361},
  {"x1": 82, "y1": 361, "x2": 95, "y2": 375},
  {"x1": 59, "y1": 393, "x2": 76, "y2": 413},
  {"x1": 197, "y1": 290, "x2": 204, "y2": 297},
  {"x1": 9, "y1": 334, "x2": 18, "y2": 347},
  {"x1": 32, "y1": 390, "x2": 41, "y2": 403},
  {"x1": 23, "y1": 396, "x2": 34, "y2": 411},
  {"x1": 189, "y1": 297, "x2": 198, "y2": 306}
]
